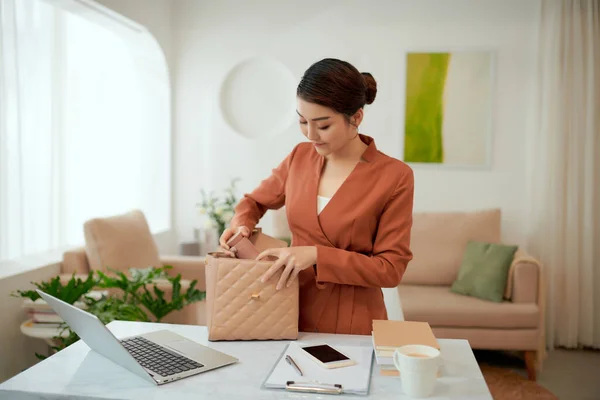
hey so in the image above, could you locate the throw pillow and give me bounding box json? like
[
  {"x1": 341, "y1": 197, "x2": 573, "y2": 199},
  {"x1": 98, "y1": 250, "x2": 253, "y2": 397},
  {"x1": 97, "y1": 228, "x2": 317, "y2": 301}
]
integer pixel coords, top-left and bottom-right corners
[{"x1": 450, "y1": 241, "x2": 518, "y2": 302}]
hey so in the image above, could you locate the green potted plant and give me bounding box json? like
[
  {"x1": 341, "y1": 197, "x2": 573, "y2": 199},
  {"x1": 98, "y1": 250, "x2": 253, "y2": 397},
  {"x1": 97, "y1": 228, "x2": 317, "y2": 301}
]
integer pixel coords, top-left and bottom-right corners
[{"x1": 12, "y1": 266, "x2": 205, "y2": 359}]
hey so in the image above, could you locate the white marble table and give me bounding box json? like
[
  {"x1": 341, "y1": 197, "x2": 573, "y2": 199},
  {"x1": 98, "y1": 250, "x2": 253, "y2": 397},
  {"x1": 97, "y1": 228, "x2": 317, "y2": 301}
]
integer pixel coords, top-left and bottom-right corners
[{"x1": 0, "y1": 321, "x2": 492, "y2": 399}]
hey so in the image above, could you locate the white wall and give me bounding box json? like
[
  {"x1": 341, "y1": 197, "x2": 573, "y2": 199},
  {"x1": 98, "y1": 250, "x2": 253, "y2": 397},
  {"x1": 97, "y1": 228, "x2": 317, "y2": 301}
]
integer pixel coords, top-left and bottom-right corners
[
  {"x1": 172, "y1": 0, "x2": 540, "y2": 248},
  {"x1": 0, "y1": 261, "x2": 61, "y2": 382}
]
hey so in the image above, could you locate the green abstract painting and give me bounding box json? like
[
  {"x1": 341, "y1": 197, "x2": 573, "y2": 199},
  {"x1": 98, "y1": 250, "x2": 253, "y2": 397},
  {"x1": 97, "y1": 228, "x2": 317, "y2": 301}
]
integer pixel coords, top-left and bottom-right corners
[{"x1": 404, "y1": 52, "x2": 493, "y2": 166}]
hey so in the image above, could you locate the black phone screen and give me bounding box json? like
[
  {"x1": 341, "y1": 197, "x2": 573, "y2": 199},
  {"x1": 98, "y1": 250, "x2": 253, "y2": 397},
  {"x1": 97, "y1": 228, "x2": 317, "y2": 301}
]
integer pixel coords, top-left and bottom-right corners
[{"x1": 301, "y1": 344, "x2": 349, "y2": 363}]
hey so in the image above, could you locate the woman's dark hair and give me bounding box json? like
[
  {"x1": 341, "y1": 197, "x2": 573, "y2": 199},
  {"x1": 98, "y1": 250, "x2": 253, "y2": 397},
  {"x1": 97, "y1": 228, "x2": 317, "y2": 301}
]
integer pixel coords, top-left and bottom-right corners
[{"x1": 296, "y1": 58, "x2": 377, "y2": 122}]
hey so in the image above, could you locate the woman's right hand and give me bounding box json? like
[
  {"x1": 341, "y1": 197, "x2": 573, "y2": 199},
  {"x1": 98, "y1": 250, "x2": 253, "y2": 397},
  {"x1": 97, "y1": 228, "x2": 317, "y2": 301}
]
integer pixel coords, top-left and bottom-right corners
[{"x1": 218, "y1": 226, "x2": 251, "y2": 257}]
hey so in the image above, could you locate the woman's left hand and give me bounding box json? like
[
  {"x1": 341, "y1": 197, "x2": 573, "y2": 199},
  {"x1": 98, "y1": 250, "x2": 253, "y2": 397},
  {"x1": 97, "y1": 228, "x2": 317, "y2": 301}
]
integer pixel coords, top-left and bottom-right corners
[{"x1": 257, "y1": 246, "x2": 317, "y2": 290}]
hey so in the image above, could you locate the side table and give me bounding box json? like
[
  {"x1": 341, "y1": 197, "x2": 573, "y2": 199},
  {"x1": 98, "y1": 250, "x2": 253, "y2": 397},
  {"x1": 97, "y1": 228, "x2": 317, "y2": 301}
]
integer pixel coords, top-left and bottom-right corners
[{"x1": 20, "y1": 319, "x2": 71, "y2": 356}]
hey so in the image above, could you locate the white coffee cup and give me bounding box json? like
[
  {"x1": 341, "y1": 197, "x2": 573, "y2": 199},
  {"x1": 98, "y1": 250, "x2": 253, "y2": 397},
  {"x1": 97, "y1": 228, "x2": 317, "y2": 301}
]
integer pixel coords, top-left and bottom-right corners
[{"x1": 393, "y1": 344, "x2": 440, "y2": 398}]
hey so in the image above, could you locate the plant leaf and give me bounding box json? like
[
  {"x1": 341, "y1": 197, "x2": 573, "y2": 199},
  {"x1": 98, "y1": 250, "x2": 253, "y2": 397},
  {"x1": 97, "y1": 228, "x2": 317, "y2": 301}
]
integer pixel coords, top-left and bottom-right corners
[{"x1": 12, "y1": 272, "x2": 97, "y2": 305}]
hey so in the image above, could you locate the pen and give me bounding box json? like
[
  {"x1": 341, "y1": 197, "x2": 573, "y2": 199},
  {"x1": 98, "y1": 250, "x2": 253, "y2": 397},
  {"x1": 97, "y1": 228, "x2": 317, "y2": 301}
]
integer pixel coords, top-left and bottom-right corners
[{"x1": 286, "y1": 355, "x2": 303, "y2": 376}]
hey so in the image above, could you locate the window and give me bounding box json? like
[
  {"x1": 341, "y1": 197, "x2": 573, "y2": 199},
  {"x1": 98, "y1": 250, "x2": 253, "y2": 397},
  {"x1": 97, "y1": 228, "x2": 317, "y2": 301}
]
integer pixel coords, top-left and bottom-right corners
[{"x1": 0, "y1": 0, "x2": 171, "y2": 261}]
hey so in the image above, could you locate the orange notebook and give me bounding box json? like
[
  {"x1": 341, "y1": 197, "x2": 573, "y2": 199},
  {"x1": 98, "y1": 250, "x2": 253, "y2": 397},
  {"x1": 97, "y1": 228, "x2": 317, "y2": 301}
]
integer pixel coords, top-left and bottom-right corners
[{"x1": 372, "y1": 320, "x2": 440, "y2": 352}]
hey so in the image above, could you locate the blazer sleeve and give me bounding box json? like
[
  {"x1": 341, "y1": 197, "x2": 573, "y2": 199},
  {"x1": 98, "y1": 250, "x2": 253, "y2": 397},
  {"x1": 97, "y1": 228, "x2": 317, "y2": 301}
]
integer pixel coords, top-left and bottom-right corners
[
  {"x1": 315, "y1": 167, "x2": 414, "y2": 288},
  {"x1": 229, "y1": 145, "x2": 299, "y2": 232}
]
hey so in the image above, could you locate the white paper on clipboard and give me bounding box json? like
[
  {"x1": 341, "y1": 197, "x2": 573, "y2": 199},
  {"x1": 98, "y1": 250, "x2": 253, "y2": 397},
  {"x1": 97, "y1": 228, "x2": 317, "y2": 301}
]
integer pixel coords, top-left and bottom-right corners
[{"x1": 262, "y1": 341, "x2": 374, "y2": 396}]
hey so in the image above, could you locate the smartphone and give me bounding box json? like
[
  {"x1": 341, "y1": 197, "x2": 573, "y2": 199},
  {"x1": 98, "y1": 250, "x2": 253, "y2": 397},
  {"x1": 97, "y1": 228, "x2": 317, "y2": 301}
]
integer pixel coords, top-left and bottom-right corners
[{"x1": 299, "y1": 344, "x2": 357, "y2": 369}]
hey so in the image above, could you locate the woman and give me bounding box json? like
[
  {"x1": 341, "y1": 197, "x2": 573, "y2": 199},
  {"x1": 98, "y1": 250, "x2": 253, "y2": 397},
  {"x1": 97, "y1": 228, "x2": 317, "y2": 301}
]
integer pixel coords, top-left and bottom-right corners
[{"x1": 219, "y1": 58, "x2": 414, "y2": 336}]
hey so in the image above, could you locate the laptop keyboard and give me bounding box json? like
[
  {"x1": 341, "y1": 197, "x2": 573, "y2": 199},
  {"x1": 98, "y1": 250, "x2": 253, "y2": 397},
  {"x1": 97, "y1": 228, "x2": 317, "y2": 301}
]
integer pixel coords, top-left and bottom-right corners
[{"x1": 121, "y1": 336, "x2": 204, "y2": 377}]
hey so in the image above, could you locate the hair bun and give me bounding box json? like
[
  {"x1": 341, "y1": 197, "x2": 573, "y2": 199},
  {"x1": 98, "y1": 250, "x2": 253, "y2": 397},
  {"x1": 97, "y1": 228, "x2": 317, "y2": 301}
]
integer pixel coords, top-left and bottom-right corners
[{"x1": 361, "y1": 72, "x2": 377, "y2": 105}]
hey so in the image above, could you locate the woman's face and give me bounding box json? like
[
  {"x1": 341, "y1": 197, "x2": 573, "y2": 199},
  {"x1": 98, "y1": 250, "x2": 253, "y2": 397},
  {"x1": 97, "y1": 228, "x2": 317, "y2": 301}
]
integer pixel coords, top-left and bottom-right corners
[{"x1": 296, "y1": 98, "x2": 361, "y2": 156}]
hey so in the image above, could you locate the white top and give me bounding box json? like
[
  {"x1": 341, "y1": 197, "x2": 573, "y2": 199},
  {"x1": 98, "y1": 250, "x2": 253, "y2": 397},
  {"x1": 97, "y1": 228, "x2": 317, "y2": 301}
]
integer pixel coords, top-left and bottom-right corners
[
  {"x1": 0, "y1": 320, "x2": 493, "y2": 400},
  {"x1": 317, "y1": 195, "x2": 331, "y2": 214}
]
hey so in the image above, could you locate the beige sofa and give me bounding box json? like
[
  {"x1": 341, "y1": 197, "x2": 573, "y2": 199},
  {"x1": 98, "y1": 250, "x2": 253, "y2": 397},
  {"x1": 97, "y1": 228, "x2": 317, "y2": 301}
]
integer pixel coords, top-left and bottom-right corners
[
  {"x1": 397, "y1": 209, "x2": 544, "y2": 380},
  {"x1": 59, "y1": 210, "x2": 206, "y2": 326},
  {"x1": 272, "y1": 207, "x2": 544, "y2": 380}
]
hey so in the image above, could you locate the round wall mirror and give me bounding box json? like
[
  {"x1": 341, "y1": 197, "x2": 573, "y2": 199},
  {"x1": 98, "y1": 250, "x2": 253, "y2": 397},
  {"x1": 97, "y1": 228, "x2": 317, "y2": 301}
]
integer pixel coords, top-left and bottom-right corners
[{"x1": 219, "y1": 58, "x2": 297, "y2": 139}]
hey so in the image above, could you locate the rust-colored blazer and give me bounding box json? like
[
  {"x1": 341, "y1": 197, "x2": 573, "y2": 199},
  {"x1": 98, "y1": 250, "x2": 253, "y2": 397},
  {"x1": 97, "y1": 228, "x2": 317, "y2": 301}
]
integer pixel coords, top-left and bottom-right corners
[{"x1": 231, "y1": 134, "x2": 414, "y2": 335}]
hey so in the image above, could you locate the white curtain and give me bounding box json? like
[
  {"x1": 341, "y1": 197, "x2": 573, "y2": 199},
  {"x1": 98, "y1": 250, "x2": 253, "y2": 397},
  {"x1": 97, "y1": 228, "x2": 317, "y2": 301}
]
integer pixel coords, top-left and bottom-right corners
[
  {"x1": 528, "y1": 0, "x2": 600, "y2": 349},
  {"x1": 0, "y1": 0, "x2": 171, "y2": 262},
  {"x1": 0, "y1": 0, "x2": 60, "y2": 259}
]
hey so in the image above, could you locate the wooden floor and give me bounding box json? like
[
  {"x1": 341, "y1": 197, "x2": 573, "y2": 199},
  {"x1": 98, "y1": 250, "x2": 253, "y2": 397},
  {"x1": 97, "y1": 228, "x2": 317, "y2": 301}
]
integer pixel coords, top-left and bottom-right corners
[{"x1": 474, "y1": 348, "x2": 600, "y2": 400}]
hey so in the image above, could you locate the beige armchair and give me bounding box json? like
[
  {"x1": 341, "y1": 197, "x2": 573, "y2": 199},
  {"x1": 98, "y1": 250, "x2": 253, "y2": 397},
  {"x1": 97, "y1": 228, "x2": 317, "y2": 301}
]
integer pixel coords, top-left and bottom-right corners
[{"x1": 59, "y1": 210, "x2": 206, "y2": 325}]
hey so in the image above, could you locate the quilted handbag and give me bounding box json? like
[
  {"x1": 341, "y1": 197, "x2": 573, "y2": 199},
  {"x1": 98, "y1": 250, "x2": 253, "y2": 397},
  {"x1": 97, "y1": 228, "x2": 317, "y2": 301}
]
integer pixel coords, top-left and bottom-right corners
[{"x1": 205, "y1": 229, "x2": 299, "y2": 341}]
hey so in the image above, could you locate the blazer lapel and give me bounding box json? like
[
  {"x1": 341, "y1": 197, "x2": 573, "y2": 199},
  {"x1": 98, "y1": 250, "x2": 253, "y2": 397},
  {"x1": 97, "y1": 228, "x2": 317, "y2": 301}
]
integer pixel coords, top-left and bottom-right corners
[{"x1": 300, "y1": 134, "x2": 379, "y2": 249}]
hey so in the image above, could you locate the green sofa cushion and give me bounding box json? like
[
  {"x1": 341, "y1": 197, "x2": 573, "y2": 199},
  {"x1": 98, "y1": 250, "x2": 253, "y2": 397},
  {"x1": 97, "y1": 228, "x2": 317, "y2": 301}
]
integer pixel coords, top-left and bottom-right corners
[{"x1": 450, "y1": 241, "x2": 518, "y2": 302}]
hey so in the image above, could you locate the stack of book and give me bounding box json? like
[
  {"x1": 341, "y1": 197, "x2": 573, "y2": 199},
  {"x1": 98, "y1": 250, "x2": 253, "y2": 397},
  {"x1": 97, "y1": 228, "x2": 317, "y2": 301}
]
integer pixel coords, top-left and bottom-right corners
[
  {"x1": 22, "y1": 291, "x2": 106, "y2": 329},
  {"x1": 371, "y1": 320, "x2": 440, "y2": 376},
  {"x1": 23, "y1": 298, "x2": 64, "y2": 329}
]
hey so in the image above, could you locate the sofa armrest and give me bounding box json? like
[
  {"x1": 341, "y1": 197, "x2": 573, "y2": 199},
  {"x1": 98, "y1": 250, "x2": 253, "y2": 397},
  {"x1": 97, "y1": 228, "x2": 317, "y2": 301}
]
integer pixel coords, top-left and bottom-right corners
[
  {"x1": 62, "y1": 248, "x2": 90, "y2": 275},
  {"x1": 160, "y1": 256, "x2": 206, "y2": 291},
  {"x1": 511, "y1": 262, "x2": 539, "y2": 303},
  {"x1": 506, "y1": 248, "x2": 541, "y2": 303}
]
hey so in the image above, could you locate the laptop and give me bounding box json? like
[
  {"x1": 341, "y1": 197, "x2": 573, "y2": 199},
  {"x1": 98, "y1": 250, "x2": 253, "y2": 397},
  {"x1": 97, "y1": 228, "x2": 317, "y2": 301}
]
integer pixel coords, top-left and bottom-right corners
[{"x1": 36, "y1": 289, "x2": 238, "y2": 385}]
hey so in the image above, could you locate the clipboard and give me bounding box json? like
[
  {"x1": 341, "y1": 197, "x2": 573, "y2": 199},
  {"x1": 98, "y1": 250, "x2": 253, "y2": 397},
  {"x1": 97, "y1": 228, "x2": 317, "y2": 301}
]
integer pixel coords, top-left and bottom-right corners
[{"x1": 261, "y1": 342, "x2": 374, "y2": 396}]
